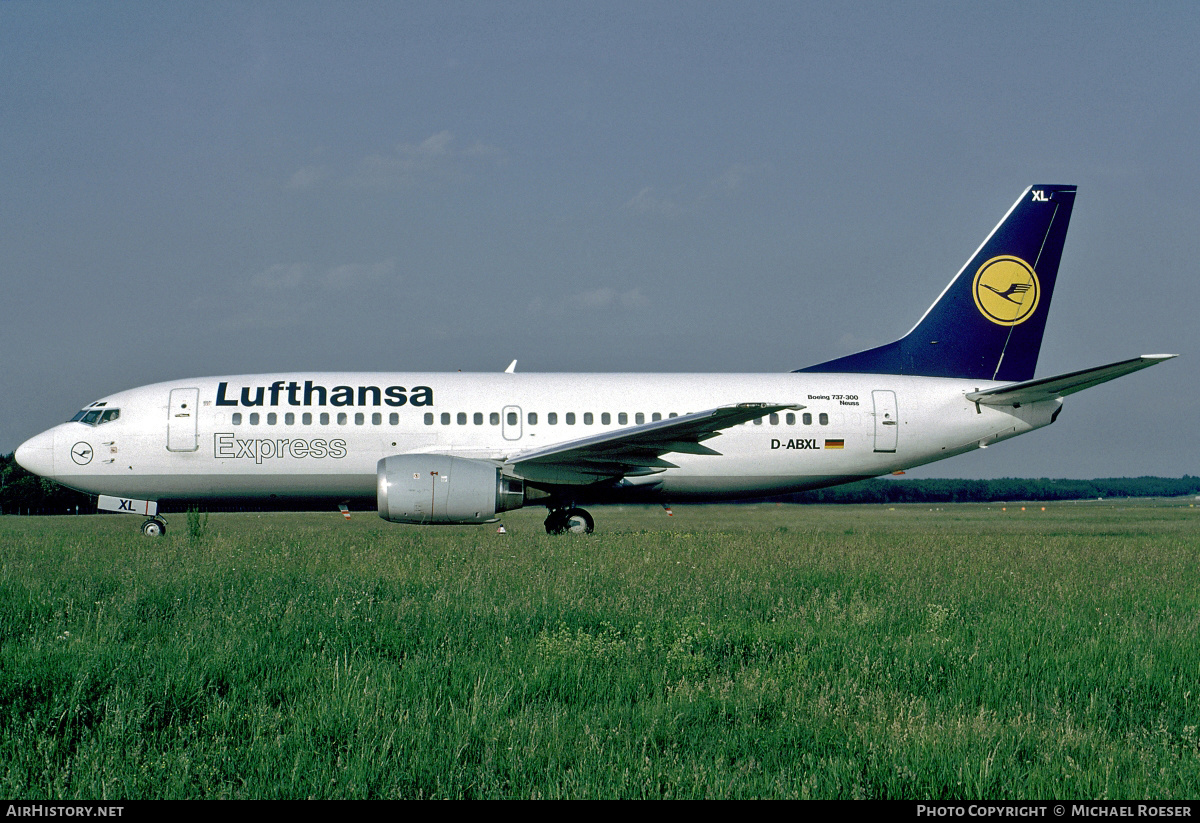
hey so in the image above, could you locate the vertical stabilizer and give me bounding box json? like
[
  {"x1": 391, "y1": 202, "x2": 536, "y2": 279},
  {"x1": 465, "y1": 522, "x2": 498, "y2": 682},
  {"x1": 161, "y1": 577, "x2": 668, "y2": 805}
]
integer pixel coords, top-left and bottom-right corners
[{"x1": 798, "y1": 185, "x2": 1076, "y2": 381}]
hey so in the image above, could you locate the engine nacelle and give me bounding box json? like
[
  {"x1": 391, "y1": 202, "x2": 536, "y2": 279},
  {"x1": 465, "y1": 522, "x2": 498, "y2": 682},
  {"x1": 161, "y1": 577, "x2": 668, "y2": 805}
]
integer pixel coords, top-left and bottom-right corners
[{"x1": 377, "y1": 454, "x2": 525, "y2": 524}]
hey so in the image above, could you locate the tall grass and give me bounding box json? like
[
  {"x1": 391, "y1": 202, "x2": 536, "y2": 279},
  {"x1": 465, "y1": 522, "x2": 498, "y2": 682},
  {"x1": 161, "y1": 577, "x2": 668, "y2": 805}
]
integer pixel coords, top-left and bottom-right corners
[{"x1": 1, "y1": 502, "x2": 1198, "y2": 798}]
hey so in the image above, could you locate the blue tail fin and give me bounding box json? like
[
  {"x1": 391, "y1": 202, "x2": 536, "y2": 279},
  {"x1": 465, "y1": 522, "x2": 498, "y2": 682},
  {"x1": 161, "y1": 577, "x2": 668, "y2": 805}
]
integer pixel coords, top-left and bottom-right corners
[{"x1": 798, "y1": 185, "x2": 1077, "y2": 381}]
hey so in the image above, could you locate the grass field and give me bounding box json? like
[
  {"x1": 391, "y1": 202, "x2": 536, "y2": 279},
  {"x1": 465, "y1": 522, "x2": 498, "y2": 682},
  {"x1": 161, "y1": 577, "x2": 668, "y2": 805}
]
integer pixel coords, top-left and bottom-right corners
[{"x1": 1, "y1": 502, "x2": 1198, "y2": 799}]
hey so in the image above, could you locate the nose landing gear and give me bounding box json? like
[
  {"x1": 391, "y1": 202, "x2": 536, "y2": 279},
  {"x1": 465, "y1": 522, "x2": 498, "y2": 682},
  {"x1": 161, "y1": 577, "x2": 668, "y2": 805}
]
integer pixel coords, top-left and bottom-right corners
[
  {"x1": 141, "y1": 518, "x2": 167, "y2": 537},
  {"x1": 544, "y1": 507, "x2": 594, "y2": 535}
]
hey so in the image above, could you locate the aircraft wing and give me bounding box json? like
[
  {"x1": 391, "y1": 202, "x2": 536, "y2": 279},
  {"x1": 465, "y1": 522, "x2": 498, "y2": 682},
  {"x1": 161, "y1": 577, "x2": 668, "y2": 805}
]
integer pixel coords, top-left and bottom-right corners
[
  {"x1": 966, "y1": 354, "x2": 1177, "y2": 407},
  {"x1": 507, "y1": 402, "x2": 801, "y2": 485}
]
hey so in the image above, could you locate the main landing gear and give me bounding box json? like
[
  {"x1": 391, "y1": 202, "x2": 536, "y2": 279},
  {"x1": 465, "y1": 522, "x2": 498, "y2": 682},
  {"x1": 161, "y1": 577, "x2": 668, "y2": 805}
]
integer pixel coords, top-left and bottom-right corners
[{"x1": 544, "y1": 507, "x2": 594, "y2": 535}]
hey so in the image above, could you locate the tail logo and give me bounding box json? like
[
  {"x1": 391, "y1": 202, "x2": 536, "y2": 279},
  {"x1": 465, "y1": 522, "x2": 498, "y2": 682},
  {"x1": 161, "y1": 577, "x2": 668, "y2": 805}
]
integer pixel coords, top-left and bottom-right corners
[{"x1": 972, "y1": 256, "x2": 1040, "y2": 326}]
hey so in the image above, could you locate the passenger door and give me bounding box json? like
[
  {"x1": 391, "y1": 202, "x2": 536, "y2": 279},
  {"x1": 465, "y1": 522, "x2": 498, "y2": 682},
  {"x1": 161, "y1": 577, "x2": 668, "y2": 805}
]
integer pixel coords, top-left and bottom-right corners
[
  {"x1": 167, "y1": 388, "x2": 200, "y2": 452},
  {"x1": 872, "y1": 390, "x2": 898, "y2": 453}
]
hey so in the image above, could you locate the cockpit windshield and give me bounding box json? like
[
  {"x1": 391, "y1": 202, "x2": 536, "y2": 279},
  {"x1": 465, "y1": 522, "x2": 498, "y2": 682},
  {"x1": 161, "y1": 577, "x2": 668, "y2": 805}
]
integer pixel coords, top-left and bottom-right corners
[{"x1": 69, "y1": 408, "x2": 119, "y2": 426}]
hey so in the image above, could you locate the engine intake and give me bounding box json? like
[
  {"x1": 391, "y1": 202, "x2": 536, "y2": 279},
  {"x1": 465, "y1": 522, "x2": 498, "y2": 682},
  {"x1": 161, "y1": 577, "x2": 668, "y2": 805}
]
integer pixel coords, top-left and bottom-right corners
[{"x1": 377, "y1": 455, "x2": 525, "y2": 524}]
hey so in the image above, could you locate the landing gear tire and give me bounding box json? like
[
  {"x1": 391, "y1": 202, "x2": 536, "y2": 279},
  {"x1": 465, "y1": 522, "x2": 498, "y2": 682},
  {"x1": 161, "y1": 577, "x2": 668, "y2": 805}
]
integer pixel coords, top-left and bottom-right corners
[
  {"x1": 141, "y1": 518, "x2": 167, "y2": 537},
  {"x1": 545, "y1": 507, "x2": 594, "y2": 535}
]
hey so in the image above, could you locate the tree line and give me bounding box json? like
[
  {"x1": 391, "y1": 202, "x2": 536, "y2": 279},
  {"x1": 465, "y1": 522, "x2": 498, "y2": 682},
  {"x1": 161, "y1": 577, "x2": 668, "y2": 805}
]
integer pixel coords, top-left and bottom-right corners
[
  {"x1": 1, "y1": 453, "x2": 93, "y2": 515},
  {"x1": 768, "y1": 475, "x2": 1200, "y2": 505},
  {"x1": 2, "y1": 451, "x2": 1198, "y2": 514}
]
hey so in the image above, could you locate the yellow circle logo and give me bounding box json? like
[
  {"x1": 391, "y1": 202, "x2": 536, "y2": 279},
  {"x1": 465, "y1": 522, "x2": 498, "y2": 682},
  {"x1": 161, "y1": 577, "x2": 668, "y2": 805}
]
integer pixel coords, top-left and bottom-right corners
[{"x1": 972, "y1": 256, "x2": 1040, "y2": 326}]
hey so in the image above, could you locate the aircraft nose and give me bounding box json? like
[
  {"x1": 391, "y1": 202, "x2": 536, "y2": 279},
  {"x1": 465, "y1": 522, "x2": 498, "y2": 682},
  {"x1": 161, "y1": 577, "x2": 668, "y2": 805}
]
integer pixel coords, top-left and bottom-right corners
[{"x1": 14, "y1": 429, "x2": 55, "y2": 478}]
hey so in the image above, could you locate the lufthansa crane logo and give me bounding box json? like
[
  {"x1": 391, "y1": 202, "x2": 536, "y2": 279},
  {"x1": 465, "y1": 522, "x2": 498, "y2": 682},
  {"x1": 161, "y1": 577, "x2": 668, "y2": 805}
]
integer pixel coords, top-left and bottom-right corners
[
  {"x1": 972, "y1": 255, "x2": 1040, "y2": 326},
  {"x1": 70, "y1": 442, "x2": 94, "y2": 465}
]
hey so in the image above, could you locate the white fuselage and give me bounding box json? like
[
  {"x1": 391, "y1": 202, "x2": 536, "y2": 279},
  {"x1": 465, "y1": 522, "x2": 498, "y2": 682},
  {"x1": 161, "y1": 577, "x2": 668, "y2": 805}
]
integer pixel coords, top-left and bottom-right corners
[{"x1": 18, "y1": 371, "x2": 1059, "y2": 505}]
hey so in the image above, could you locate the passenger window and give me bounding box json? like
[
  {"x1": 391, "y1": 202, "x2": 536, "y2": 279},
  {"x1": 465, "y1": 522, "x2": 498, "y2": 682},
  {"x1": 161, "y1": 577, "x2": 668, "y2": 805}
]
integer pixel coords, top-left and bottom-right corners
[
  {"x1": 601, "y1": 413, "x2": 610, "y2": 425},
  {"x1": 583, "y1": 412, "x2": 593, "y2": 425},
  {"x1": 635, "y1": 413, "x2": 644, "y2": 425},
  {"x1": 389, "y1": 413, "x2": 399, "y2": 425},
  {"x1": 249, "y1": 413, "x2": 260, "y2": 425},
  {"x1": 321, "y1": 413, "x2": 330, "y2": 425},
  {"x1": 490, "y1": 412, "x2": 500, "y2": 425},
  {"x1": 232, "y1": 413, "x2": 242, "y2": 425},
  {"x1": 769, "y1": 413, "x2": 779, "y2": 425},
  {"x1": 424, "y1": 413, "x2": 434, "y2": 425},
  {"x1": 786, "y1": 412, "x2": 795, "y2": 425},
  {"x1": 652, "y1": 413, "x2": 662, "y2": 421},
  {"x1": 373, "y1": 412, "x2": 382, "y2": 425},
  {"x1": 285, "y1": 413, "x2": 295, "y2": 425},
  {"x1": 566, "y1": 413, "x2": 576, "y2": 425},
  {"x1": 267, "y1": 413, "x2": 277, "y2": 425},
  {"x1": 803, "y1": 413, "x2": 812, "y2": 425},
  {"x1": 548, "y1": 412, "x2": 558, "y2": 425},
  {"x1": 753, "y1": 417, "x2": 763, "y2": 425},
  {"x1": 337, "y1": 413, "x2": 347, "y2": 425},
  {"x1": 618, "y1": 412, "x2": 628, "y2": 425},
  {"x1": 441, "y1": 412, "x2": 451, "y2": 425},
  {"x1": 457, "y1": 412, "x2": 467, "y2": 425},
  {"x1": 819, "y1": 413, "x2": 829, "y2": 425},
  {"x1": 668, "y1": 412, "x2": 678, "y2": 418},
  {"x1": 528, "y1": 412, "x2": 537, "y2": 425},
  {"x1": 303, "y1": 413, "x2": 312, "y2": 425},
  {"x1": 355, "y1": 413, "x2": 364, "y2": 425},
  {"x1": 474, "y1": 412, "x2": 483, "y2": 425}
]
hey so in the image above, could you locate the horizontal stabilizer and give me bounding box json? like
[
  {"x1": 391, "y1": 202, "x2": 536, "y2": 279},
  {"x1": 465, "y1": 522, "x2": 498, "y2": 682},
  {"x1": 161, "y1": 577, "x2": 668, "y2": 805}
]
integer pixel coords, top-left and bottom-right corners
[{"x1": 966, "y1": 355, "x2": 1177, "y2": 407}]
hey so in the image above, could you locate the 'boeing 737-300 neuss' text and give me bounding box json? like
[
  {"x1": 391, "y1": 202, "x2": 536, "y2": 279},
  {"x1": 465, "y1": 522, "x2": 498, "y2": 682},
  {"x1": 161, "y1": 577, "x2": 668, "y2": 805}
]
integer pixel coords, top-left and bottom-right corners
[{"x1": 15, "y1": 186, "x2": 1176, "y2": 535}]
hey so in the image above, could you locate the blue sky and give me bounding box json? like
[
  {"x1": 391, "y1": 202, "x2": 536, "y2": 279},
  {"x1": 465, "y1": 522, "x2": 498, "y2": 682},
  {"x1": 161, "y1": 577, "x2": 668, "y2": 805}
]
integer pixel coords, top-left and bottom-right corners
[{"x1": 3, "y1": 1, "x2": 1196, "y2": 478}]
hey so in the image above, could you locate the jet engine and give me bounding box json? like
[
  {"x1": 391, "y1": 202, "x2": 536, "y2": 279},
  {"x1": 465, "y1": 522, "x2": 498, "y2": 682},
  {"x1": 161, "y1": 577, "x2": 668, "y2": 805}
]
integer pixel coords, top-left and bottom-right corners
[{"x1": 376, "y1": 454, "x2": 525, "y2": 524}]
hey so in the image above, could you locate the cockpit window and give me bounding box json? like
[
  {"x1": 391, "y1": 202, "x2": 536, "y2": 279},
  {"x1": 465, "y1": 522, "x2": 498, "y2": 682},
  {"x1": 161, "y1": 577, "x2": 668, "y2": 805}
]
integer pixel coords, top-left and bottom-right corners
[{"x1": 70, "y1": 408, "x2": 120, "y2": 426}]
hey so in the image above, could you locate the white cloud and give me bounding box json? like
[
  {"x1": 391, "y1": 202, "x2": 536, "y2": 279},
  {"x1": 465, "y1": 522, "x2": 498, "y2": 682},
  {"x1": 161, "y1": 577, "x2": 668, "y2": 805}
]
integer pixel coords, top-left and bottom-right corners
[
  {"x1": 620, "y1": 287, "x2": 650, "y2": 309},
  {"x1": 246, "y1": 259, "x2": 398, "y2": 293},
  {"x1": 222, "y1": 259, "x2": 402, "y2": 332},
  {"x1": 710, "y1": 162, "x2": 754, "y2": 193},
  {"x1": 248, "y1": 263, "x2": 312, "y2": 290},
  {"x1": 323, "y1": 259, "x2": 397, "y2": 289},
  {"x1": 285, "y1": 165, "x2": 332, "y2": 190},
  {"x1": 284, "y1": 132, "x2": 505, "y2": 191},
  {"x1": 625, "y1": 163, "x2": 760, "y2": 217},
  {"x1": 578, "y1": 287, "x2": 617, "y2": 308},
  {"x1": 529, "y1": 285, "x2": 652, "y2": 315},
  {"x1": 624, "y1": 186, "x2": 681, "y2": 217}
]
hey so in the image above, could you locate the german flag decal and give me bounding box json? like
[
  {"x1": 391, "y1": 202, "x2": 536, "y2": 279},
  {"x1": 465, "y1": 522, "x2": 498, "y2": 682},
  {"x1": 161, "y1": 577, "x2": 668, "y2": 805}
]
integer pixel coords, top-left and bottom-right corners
[{"x1": 824, "y1": 439, "x2": 845, "y2": 449}]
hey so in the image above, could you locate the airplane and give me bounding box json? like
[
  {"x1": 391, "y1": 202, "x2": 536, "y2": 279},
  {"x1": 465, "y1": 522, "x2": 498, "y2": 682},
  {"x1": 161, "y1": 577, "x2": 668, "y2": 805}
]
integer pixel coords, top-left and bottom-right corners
[{"x1": 14, "y1": 185, "x2": 1176, "y2": 536}]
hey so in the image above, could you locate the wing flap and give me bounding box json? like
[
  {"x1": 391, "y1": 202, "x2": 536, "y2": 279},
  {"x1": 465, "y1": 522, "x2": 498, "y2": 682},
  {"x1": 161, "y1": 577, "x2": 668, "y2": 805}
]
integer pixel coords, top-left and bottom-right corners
[
  {"x1": 966, "y1": 354, "x2": 1176, "y2": 407},
  {"x1": 509, "y1": 402, "x2": 800, "y2": 483}
]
